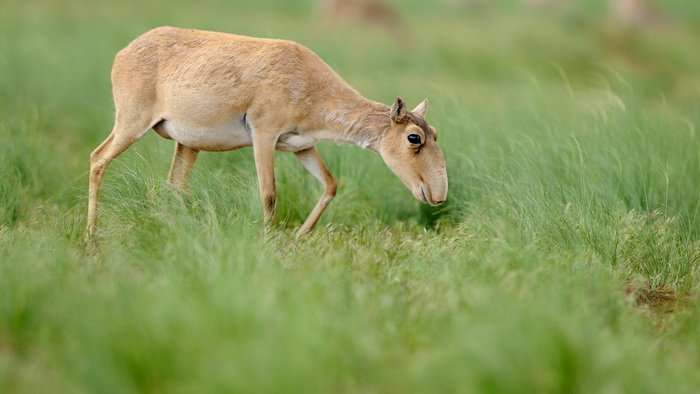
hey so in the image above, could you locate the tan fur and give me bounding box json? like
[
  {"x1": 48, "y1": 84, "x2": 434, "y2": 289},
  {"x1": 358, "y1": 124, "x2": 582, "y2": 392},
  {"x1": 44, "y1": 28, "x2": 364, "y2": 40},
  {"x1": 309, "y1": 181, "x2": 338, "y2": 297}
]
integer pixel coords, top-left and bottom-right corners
[
  {"x1": 322, "y1": 0, "x2": 407, "y2": 38},
  {"x1": 86, "y1": 26, "x2": 447, "y2": 240},
  {"x1": 609, "y1": 0, "x2": 669, "y2": 28}
]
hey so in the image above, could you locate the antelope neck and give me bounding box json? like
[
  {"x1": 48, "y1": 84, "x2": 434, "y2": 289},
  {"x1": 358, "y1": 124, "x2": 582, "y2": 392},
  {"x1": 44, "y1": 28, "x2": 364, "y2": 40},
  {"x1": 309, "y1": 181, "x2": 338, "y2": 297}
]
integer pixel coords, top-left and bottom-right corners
[{"x1": 319, "y1": 98, "x2": 390, "y2": 151}]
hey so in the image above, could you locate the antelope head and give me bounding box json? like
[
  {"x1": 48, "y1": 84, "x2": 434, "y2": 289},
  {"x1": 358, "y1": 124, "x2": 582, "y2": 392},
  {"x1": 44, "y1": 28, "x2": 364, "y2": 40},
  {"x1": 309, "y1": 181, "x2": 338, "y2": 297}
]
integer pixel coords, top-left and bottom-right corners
[{"x1": 378, "y1": 97, "x2": 448, "y2": 206}]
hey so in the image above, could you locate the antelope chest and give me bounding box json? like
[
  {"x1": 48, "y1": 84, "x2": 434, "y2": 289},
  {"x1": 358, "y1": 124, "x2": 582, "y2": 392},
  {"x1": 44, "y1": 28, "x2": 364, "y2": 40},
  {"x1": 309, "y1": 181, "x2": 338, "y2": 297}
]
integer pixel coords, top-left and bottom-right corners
[{"x1": 275, "y1": 132, "x2": 317, "y2": 152}]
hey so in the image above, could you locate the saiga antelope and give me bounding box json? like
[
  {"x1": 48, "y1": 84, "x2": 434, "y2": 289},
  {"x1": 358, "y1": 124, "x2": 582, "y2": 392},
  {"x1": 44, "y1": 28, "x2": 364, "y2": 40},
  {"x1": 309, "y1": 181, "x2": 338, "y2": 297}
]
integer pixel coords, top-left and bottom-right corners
[
  {"x1": 87, "y1": 26, "x2": 448, "y2": 239},
  {"x1": 322, "y1": 0, "x2": 407, "y2": 38},
  {"x1": 609, "y1": 0, "x2": 670, "y2": 29}
]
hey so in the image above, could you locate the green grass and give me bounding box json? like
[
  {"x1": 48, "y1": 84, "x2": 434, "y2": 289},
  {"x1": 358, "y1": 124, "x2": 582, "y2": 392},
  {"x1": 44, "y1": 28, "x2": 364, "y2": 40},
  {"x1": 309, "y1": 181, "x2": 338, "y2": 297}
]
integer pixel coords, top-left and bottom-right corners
[{"x1": 2, "y1": 0, "x2": 700, "y2": 392}]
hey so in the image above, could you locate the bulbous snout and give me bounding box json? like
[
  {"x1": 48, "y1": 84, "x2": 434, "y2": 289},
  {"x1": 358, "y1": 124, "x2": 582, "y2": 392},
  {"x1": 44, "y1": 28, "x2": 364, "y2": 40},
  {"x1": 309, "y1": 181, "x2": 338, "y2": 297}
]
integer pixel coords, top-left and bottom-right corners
[{"x1": 412, "y1": 165, "x2": 448, "y2": 206}]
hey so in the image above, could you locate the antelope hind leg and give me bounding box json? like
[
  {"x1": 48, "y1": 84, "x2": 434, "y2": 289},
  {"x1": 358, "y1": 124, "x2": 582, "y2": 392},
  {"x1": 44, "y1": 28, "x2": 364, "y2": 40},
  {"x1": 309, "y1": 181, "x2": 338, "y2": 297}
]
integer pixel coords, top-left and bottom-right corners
[
  {"x1": 252, "y1": 131, "x2": 277, "y2": 224},
  {"x1": 86, "y1": 131, "x2": 143, "y2": 240}
]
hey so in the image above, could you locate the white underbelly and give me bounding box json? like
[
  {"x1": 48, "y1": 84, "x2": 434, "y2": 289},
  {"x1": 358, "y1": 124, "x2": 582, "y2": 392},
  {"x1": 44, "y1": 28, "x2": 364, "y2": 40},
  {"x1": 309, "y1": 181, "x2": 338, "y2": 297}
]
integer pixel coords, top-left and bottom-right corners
[
  {"x1": 160, "y1": 116, "x2": 252, "y2": 152},
  {"x1": 157, "y1": 116, "x2": 318, "y2": 153},
  {"x1": 275, "y1": 132, "x2": 317, "y2": 152}
]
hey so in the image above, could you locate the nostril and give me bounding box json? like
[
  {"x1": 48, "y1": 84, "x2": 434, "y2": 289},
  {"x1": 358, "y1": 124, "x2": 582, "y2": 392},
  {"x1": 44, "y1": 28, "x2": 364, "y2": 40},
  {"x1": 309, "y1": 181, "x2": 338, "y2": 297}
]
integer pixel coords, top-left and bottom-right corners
[{"x1": 435, "y1": 200, "x2": 445, "y2": 205}]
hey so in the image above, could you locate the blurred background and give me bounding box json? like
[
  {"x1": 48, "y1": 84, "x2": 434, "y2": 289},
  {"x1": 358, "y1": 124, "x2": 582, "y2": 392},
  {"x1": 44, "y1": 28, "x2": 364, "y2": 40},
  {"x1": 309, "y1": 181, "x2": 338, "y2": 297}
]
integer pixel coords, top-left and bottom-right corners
[
  {"x1": 2, "y1": 2, "x2": 700, "y2": 392},
  {"x1": 3, "y1": 0, "x2": 699, "y2": 131},
  {"x1": 2, "y1": 0, "x2": 699, "y2": 227}
]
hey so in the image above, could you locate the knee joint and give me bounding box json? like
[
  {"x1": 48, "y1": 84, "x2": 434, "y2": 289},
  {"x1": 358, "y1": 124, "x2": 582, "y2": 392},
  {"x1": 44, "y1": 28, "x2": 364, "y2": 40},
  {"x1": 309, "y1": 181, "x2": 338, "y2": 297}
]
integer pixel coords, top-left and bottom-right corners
[{"x1": 327, "y1": 181, "x2": 337, "y2": 198}]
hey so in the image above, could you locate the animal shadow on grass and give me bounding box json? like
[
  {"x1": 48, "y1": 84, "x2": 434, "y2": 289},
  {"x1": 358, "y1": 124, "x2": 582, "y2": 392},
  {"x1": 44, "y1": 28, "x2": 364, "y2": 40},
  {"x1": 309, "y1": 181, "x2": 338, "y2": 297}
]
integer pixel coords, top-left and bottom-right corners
[{"x1": 414, "y1": 198, "x2": 453, "y2": 229}]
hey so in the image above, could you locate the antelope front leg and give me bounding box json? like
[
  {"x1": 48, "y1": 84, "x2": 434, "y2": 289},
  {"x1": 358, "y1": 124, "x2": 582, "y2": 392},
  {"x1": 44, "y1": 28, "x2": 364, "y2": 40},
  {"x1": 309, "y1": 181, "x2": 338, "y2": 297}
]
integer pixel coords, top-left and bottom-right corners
[
  {"x1": 252, "y1": 133, "x2": 277, "y2": 224},
  {"x1": 295, "y1": 147, "x2": 337, "y2": 237}
]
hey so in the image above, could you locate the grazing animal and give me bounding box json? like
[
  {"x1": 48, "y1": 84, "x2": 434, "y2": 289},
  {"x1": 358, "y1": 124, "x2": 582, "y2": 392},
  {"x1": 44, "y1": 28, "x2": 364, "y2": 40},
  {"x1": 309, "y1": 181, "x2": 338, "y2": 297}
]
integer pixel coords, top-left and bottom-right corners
[
  {"x1": 87, "y1": 26, "x2": 448, "y2": 239},
  {"x1": 609, "y1": 0, "x2": 670, "y2": 29},
  {"x1": 321, "y1": 0, "x2": 407, "y2": 39}
]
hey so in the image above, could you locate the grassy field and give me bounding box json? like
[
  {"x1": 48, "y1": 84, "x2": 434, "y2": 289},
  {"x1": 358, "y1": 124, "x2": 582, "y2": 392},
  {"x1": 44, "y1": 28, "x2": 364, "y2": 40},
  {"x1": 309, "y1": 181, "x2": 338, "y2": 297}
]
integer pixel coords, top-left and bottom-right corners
[{"x1": 2, "y1": 0, "x2": 700, "y2": 392}]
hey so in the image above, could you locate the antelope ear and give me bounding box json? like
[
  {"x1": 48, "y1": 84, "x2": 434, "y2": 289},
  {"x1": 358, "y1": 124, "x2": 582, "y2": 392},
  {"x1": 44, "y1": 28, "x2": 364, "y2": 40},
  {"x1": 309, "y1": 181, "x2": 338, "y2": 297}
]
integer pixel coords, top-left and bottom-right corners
[
  {"x1": 390, "y1": 96, "x2": 407, "y2": 123},
  {"x1": 412, "y1": 98, "x2": 428, "y2": 118}
]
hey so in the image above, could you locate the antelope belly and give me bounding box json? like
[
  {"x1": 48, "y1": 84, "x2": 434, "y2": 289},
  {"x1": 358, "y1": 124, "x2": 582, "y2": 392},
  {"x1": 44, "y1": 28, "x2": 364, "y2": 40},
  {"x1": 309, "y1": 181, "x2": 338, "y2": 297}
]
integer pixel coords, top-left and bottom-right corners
[{"x1": 161, "y1": 116, "x2": 252, "y2": 151}]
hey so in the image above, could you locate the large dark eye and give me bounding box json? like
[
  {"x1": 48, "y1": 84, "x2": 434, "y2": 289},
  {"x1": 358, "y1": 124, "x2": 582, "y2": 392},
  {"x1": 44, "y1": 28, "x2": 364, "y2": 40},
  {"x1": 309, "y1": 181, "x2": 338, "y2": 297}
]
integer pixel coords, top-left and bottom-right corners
[{"x1": 407, "y1": 134, "x2": 421, "y2": 144}]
